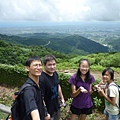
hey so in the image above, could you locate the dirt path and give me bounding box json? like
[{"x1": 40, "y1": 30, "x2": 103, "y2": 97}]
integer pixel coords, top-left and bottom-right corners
[
  {"x1": 59, "y1": 70, "x2": 120, "y2": 81},
  {"x1": 91, "y1": 71, "x2": 120, "y2": 81}
]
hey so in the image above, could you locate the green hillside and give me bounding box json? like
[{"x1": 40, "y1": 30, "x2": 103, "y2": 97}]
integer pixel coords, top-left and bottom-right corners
[
  {"x1": 0, "y1": 33, "x2": 108, "y2": 55},
  {"x1": 0, "y1": 39, "x2": 120, "y2": 88},
  {"x1": 0, "y1": 40, "x2": 68, "y2": 66},
  {"x1": 58, "y1": 35, "x2": 108, "y2": 53},
  {"x1": 105, "y1": 37, "x2": 120, "y2": 51},
  {"x1": 0, "y1": 40, "x2": 120, "y2": 69}
]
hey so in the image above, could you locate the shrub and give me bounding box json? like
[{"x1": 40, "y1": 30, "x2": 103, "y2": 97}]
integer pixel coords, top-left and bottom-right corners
[
  {"x1": 0, "y1": 64, "x2": 27, "y2": 87},
  {"x1": 58, "y1": 73, "x2": 71, "y2": 100}
]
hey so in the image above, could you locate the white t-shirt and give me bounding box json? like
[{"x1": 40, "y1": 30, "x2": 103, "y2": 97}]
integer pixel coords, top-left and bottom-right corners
[{"x1": 105, "y1": 82, "x2": 119, "y2": 115}]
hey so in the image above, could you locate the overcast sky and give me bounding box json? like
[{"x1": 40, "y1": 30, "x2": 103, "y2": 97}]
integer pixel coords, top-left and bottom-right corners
[{"x1": 0, "y1": 0, "x2": 120, "y2": 23}]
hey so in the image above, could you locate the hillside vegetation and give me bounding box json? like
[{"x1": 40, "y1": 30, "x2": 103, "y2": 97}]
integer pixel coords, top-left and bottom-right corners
[
  {"x1": 105, "y1": 37, "x2": 120, "y2": 51},
  {"x1": 0, "y1": 33, "x2": 120, "y2": 120},
  {"x1": 0, "y1": 33, "x2": 109, "y2": 55},
  {"x1": 0, "y1": 37, "x2": 119, "y2": 87},
  {"x1": 0, "y1": 40, "x2": 68, "y2": 66},
  {"x1": 0, "y1": 40, "x2": 120, "y2": 69}
]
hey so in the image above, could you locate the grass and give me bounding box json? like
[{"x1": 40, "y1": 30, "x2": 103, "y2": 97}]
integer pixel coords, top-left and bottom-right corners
[{"x1": 0, "y1": 111, "x2": 8, "y2": 119}]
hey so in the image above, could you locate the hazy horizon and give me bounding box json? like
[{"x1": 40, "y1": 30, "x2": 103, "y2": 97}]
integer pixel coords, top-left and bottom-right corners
[{"x1": 0, "y1": 21, "x2": 120, "y2": 28}]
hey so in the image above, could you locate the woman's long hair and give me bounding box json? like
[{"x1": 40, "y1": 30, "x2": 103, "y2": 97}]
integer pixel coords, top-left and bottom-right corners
[{"x1": 75, "y1": 59, "x2": 91, "y2": 84}]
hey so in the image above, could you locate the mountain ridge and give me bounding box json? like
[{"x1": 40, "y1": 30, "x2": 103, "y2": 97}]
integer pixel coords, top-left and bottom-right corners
[{"x1": 0, "y1": 33, "x2": 109, "y2": 55}]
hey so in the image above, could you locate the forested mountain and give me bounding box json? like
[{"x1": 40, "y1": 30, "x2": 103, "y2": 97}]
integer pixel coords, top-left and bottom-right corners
[
  {"x1": 0, "y1": 40, "x2": 68, "y2": 66},
  {"x1": 0, "y1": 33, "x2": 108, "y2": 55},
  {"x1": 105, "y1": 37, "x2": 120, "y2": 51},
  {"x1": 0, "y1": 40, "x2": 120, "y2": 69}
]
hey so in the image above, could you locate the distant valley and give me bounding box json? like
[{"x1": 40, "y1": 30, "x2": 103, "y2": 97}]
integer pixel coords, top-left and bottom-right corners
[
  {"x1": 0, "y1": 33, "x2": 109, "y2": 55},
  {"x1": 0, "y1": 22, "x2": 120, "y2": 53}
]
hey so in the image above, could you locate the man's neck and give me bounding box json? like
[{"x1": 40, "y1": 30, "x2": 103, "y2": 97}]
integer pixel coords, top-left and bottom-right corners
[
  {"x1": 29, "y1": 75, "x2": 39, "y2": 87},
  {"x1": 43, "y1": 70, "x2": 53, "y2": 76}
]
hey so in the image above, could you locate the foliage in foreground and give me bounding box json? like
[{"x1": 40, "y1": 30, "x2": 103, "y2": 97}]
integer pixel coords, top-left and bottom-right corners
[
  {"x1": 0, "y1": 111, "x2": 8, "y2": 119},
  {"x1": 57, "y1": 52, "x2": 120, "y2": 72},
  {"x1": 0, "y1": 63, "x2": 27, "y2": 87}
]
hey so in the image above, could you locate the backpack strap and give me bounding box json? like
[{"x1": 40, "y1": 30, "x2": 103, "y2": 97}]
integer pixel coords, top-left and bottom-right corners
[
  {"x1": 6, "y1": 84, "x2": 33, "y2": 120},
  {"x1": 19, "y1": 83, "x2": 37, "y2": 101},
  {"x1": 109, "y1": 83, "x2": 118, "y2": 88},
  {"x1": 19, "y1": 83, "x2": 48, "y2": 117},
  {"x1": 108, "y1": 83, "x2": 119, "y2": 93},
  {"x1": 13, "y1": 84, "x2": 32, "y2": 100},
  {"x1": 18, "y1": 83, "x2": 31, "y2": 95}
]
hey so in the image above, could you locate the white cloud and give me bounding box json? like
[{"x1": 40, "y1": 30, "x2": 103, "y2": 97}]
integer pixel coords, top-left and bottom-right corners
[{"x1": 0, "y1": 0, "x2": 120, "y2": 22}]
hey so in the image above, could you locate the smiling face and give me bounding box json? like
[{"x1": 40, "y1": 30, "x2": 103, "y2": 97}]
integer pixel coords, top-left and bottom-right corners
[
  {"x1": 26, "y1": 60, "x2": 42, "y2": 77},
  {"x1": 102, "y1": 68, "x2": 114, "y2": 84},
  {"x1": 102, "y1": 71, "x2": 112, "y2": 84},
  {"x1": 79, "y1": 60, "x2": 90, "y2": 75}
]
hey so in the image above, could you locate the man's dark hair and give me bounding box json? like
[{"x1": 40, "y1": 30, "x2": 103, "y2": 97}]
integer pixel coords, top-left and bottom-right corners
[
  {"x1": 102, "y1": 67, "x2": 114, "y2": 80},
  {"x1": 43, "y1": 55, "x2": 56, "y2": 65},
  {"x1": 25, "y1": 56, "x2": 41, "y2": 67}
]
